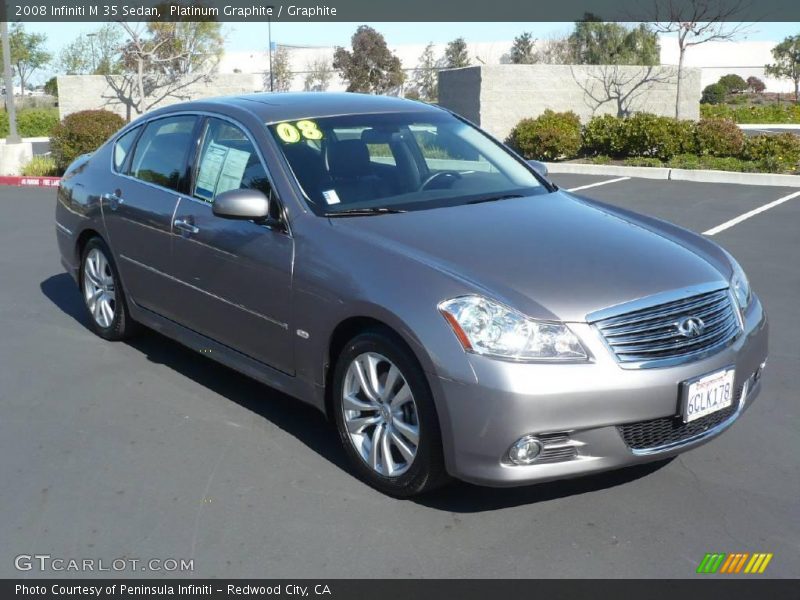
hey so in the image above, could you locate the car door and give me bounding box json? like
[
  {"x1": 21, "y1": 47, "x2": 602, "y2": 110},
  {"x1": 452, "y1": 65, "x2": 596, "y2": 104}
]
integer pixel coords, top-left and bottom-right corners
[
  {"x1": 102, "y1": 115, "x2": 199, "y2": 320},
  {"x1": 170, "y1": 116, "x2": 295, "y2": 375}
]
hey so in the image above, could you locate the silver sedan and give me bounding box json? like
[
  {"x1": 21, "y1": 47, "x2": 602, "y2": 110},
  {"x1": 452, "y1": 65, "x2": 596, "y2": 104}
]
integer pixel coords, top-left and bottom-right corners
[{"x1": 55, "y1": 93, "x2": 768, "y2": 497}]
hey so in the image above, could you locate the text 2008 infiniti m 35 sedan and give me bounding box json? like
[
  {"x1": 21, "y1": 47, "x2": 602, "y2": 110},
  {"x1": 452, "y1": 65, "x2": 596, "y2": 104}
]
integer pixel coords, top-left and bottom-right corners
[{"x1": 55, "y1": 93, "x2": 768, "y2": 497}]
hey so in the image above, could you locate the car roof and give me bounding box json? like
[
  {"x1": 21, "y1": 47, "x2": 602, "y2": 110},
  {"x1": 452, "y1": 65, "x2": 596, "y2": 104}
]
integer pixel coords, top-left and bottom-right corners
[{"x1": 161, "y1": 92, "x2": 445, "y2": 123}]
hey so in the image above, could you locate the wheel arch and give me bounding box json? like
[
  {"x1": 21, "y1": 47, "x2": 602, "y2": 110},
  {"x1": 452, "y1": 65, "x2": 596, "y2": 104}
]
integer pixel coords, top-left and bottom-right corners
[
  {"x1": 75, "y1": 227, "x2": 104, "y2": 263},
  {"x1": 323, "y1": 315, "x2": 437, "y2": 422}
]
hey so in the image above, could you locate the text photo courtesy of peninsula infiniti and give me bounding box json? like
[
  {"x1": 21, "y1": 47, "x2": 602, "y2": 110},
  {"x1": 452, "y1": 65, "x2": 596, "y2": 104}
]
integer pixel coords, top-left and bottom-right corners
[{"x1": 54, "y1": 92, "x2": 768, "y2": 498}]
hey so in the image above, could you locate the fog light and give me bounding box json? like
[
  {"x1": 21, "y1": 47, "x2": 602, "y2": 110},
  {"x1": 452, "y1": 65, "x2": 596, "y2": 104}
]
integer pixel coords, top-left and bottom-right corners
[{"x1": 508, "y1": 435, "x2": 543, "y2": 465}]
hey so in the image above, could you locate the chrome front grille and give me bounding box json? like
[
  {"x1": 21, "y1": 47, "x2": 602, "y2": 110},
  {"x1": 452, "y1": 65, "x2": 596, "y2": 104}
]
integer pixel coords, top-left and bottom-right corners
[{"x1": 591, "y1": 287, "x2": 740, "y2": 368}]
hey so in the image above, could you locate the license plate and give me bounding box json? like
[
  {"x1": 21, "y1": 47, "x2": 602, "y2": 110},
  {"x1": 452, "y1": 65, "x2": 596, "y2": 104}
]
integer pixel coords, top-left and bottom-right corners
[{"x1": 681, "y1": 368, "x2": 735, "y2": 423}]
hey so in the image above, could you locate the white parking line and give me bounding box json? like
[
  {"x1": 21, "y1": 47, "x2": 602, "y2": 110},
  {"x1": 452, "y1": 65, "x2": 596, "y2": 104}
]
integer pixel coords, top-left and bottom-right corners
[
  {"x1": 566, "y1": 177, "x2": 631, "y2": 192},
  {"x1": 703, "y1": 190, "x2": 800, "y2": 236}
]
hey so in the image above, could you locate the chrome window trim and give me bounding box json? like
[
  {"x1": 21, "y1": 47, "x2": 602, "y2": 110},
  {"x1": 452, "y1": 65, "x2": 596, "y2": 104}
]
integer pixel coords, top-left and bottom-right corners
[{"x1": 108, "y1": 110, "x2": 293, "y2": 237}]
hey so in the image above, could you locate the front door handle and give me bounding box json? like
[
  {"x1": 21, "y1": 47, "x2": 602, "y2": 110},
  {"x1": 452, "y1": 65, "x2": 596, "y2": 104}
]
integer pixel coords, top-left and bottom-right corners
[
  {"x1": 102, "y1": 190, "x2": 124, "y2": 210},
  {"x1": 174, "y1": 218, "x2": 200, "y2": 235}
]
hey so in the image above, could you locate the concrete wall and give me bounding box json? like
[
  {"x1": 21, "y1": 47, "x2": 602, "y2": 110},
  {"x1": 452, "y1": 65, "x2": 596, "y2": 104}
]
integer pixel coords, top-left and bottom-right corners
[
  {"x1": 439, "y1": 65, "x2": 702, "y2": 141},
  {"x1": 57, "y1": 74, "x2": 263, "y2": 121}
]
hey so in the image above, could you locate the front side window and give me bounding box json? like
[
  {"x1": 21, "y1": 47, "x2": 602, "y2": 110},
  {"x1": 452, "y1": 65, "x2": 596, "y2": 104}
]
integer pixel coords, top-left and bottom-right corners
[
  {"x1": 267, "y1": 111, "x2": 547, "y2": 215},
  {"x1": 193, "y1": 118, "x2": 272, "y2": 203},
  {"x1": 129, "y1": 116, "x2": 197, "y2": 191}
]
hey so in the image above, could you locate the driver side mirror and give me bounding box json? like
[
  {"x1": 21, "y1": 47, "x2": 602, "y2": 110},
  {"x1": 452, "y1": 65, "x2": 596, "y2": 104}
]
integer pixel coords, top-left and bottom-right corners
[
  {"x1": 527, "y1": 160, "x2": 548, "y2": 178},
  {"x1": 212, "y1": 189, "x2": 270, "y2": 221}
]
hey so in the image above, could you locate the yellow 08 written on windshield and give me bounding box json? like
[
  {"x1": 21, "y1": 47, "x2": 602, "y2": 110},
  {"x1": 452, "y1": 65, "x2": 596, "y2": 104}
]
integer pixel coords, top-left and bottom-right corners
[{"x1": 276, "y1": 121, "x2": 324, "y2": 143}]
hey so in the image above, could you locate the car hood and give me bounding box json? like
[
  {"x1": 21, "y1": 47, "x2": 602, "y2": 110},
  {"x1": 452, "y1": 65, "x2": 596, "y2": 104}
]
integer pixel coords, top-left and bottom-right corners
[{"x1": 329, "y1": 191, "x2": 728, "y2": 322}]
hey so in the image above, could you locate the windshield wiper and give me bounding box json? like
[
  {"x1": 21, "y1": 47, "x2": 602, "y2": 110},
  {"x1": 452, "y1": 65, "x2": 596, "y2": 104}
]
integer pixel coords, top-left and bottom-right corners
[
  {"x1": 325, "y1": 207, "x2": 407, "y2": 217},
  {"x1": 467, "y1": 193, "x2": 525, "y2": 205}
]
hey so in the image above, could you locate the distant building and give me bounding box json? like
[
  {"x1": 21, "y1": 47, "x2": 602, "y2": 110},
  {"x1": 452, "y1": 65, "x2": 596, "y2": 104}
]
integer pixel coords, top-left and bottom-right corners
[{"x1": 219, "y1": 37, "x2": 796, "y2": 94}]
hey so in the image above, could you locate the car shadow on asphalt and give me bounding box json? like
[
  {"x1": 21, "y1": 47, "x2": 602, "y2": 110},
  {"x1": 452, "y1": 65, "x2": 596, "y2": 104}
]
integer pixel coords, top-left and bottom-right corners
[
  {"x1": 41, "y1": 272, "x2": 673, "y2": 513},
  {"x1": 415, "y1": 459, "x2": 672, "y2": 512}
]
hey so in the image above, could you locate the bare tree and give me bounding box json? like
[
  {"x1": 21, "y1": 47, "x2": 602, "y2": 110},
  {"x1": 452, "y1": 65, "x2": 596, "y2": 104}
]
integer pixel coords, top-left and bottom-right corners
[
  {"x1": 266, "y1": 46, "x2": 293, "y2": 92},
  {"x1": 652, "y1": 0, "x2": 750, "y2": 118},
  {"x1": 572, "y1": 64, "x2": 676, "y2": 117},
  {"x1": 102, "y1": 22, "x2": 223, "y2": 121},
  {"x1": 535, "y1": 36, "x2": 574, "y2": 65},
  {"x1": 303, "y1": 58, "x2": 333, "y2": 92}
]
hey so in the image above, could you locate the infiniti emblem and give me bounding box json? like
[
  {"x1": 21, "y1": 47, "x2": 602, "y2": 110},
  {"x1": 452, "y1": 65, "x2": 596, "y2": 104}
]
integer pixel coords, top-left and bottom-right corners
[{"x1": 677, "y1": 316, "x2": 705, "y2": 338}]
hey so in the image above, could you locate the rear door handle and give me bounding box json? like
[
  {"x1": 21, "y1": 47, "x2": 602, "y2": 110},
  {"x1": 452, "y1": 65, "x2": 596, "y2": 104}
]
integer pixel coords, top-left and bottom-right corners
[
  {"x1": 102, "y1": 191, "x2": 124, "y2": 210},
  {"x1": 174, "y1": 218, "x2": 200, "y2": 235}
]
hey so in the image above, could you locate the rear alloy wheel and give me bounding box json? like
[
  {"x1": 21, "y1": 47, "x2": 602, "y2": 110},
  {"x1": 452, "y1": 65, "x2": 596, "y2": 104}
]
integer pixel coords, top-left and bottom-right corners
[
  {"x1": 80, "y1": 238, "x2": 137, "y2": 340},
  {"x1": 332, "y1": 331, "x2": 448, "y2": 497}
]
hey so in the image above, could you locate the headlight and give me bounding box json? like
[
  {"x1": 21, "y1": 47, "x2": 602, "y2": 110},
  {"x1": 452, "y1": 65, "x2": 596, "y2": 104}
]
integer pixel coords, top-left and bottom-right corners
[
  {"x1": 726, "y1": 251, "x2": 751, "y2": 310},
  {"x1": 438, "y1": 295, "x2": 588, "y2": 361}
]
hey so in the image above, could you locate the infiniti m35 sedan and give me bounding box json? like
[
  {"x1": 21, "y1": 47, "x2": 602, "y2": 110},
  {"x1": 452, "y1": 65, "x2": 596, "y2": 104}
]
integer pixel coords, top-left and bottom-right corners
[{"x1": 55, "y1": 93, "x2": 768, "y2": 497}]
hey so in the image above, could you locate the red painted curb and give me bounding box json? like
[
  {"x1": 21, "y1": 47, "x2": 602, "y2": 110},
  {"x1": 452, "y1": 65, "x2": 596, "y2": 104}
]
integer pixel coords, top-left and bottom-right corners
[{"x1": 0, "y1": 176, "x2": 61, "y2": 187}]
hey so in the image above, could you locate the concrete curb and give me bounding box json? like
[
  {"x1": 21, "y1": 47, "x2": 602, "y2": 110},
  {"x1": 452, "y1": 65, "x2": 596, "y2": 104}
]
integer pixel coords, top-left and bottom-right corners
[
  {"x1": 738, "y1": 124, "x2": 800, "y2": 131},
  {"x1": 545, "y1": 162, "x2": 800, "y2": 188},
  {"x1": 545, "y1": 162, "x2": 670, "y2": 180},
  {"x1": 0, "y1": 176, "x2": 60, "y2": 187}
]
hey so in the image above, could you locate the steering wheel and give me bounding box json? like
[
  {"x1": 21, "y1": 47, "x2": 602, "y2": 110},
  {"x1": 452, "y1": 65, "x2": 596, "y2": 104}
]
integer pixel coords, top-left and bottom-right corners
[{"x1": 417, "y1": 170, "x2": 462, "y2": 191}]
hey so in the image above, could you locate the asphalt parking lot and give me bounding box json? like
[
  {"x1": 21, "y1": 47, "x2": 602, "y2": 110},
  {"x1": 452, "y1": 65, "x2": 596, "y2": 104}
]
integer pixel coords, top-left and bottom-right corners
[{"x1": 1, "y1": 175, "x2": 798, "y2": 578}]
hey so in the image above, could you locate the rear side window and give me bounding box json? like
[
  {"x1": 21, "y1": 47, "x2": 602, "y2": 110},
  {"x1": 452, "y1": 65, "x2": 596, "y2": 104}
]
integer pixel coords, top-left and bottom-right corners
[
  {"x1": 129, "y1": 116, "x2": 197, "y2": 191},
  {"x1": 193, "y1": 118, "x2": 272, "y2": 202},
  {"x1": 113, "y1": 127, "x2": 140, "y2": 172}
]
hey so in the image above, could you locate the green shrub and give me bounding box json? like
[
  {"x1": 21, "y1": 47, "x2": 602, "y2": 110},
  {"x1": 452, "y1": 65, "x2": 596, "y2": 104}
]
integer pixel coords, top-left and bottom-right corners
[
  {"x1": 21, "y1": 155, "x2": 59, "y2": 177},
  {"x1": 700, "y1": 103, "x2": 800, "y2": 124},
  {"x1": 672, "y1": 119, "x2": 698, "y2": 155},
  {"x1": 50, "y1": 110, "x2": 125, "y2": 171},
  {"x1": 695, "y1": 118, "x2": 744, "y2": 157},
  {"x1": 16, "y1": 108, "x2": 59, "y2": 137},
  {"x1": 718, "y1": 74, "x2": 748, "y2": 94},
  {"x1": 623, "y1": 157, "x2": 663, "y2": 167},
  {"x1": 667, "y1": 153, "x2": 702, "y2": 169},
  {"x1": 583, "y1": 113, "x2": 694, "y2": 160},
  {"x1": 698, "y1": 156, "x2": 758, "y2": 172},
  {"x1": 624, "y1": 114, "x2": 697, "y2": 160},
  {"x1": 701, "y1": 83, "x2": 726, "y2": 105},
  {"x1": 506, "y1": 110, "x2": 582, "y2": 161},
  {"x1": 742, "y1": 133, "x2": 800, "y2": 173},
  {"x1": 588, "y1": 154, "x2": 612, "y2": 164},
  {"x1": 0, "y1": 108, "x2": 60, "y2": 138},
  {"x1": 667, "y1": 153, "x2": 759, "y2": 172},
  {"x1": 582, "y1": 114, "x2": 627, "y2": 157}
]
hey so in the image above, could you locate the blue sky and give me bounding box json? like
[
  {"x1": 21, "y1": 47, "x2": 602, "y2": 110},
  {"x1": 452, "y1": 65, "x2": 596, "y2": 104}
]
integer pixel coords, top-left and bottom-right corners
[
  {"x1": 22, "y1": 21, "x2": 800, "y2": 82},
  {"x1": 28, "y1": 21, "x2": 800, "y2": 52}
]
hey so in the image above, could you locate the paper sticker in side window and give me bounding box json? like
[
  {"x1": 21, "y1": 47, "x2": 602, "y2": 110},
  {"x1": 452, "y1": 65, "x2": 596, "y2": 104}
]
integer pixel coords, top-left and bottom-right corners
[{"x1": 195, "y1": 142, "x2": 251, "y2": 200}]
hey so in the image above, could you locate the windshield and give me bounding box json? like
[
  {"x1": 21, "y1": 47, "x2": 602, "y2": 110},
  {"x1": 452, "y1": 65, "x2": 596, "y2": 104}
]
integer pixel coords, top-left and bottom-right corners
[{"x1": 266, "y1": 111, "x2": 548, "y2": 215}]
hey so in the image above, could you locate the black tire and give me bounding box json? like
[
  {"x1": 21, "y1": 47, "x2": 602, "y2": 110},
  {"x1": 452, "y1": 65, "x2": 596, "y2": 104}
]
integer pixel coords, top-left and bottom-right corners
[
  {"x1": 79, "y1": 237, "x2": 138, "y2": 341},
  {"x1": 332, "y1": 329, "x2": 450, "y2": 498}
]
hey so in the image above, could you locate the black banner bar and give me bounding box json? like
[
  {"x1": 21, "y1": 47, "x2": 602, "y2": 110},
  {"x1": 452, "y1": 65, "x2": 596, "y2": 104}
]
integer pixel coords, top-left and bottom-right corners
[
  {"x1": 3, "y1": 580, "x2": 800, "y2": 600},
  {"x1": 3, "y1": 0, "x2": 800, "y2": 22}
]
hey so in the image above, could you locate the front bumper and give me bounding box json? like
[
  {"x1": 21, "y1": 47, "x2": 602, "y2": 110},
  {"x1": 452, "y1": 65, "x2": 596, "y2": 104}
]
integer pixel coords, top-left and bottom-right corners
[{"x1": 433, "y1": 296, "x2": 768, "y2": 487}]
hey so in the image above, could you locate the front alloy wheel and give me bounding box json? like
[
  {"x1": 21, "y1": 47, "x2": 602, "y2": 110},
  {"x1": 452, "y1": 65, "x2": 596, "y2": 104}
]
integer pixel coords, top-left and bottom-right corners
[
  {"x1": 332, "y1": 330, "x2": 448, "y2": 497},
  {"x1": 342, "y1": 352, "x2": 420, "y2": 477}
]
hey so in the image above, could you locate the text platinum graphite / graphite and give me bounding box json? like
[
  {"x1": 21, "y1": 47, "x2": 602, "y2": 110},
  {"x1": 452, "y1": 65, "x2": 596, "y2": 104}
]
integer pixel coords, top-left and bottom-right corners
[{"x1": 171, "y1": 5, "x2": 338, "y2": 17}]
